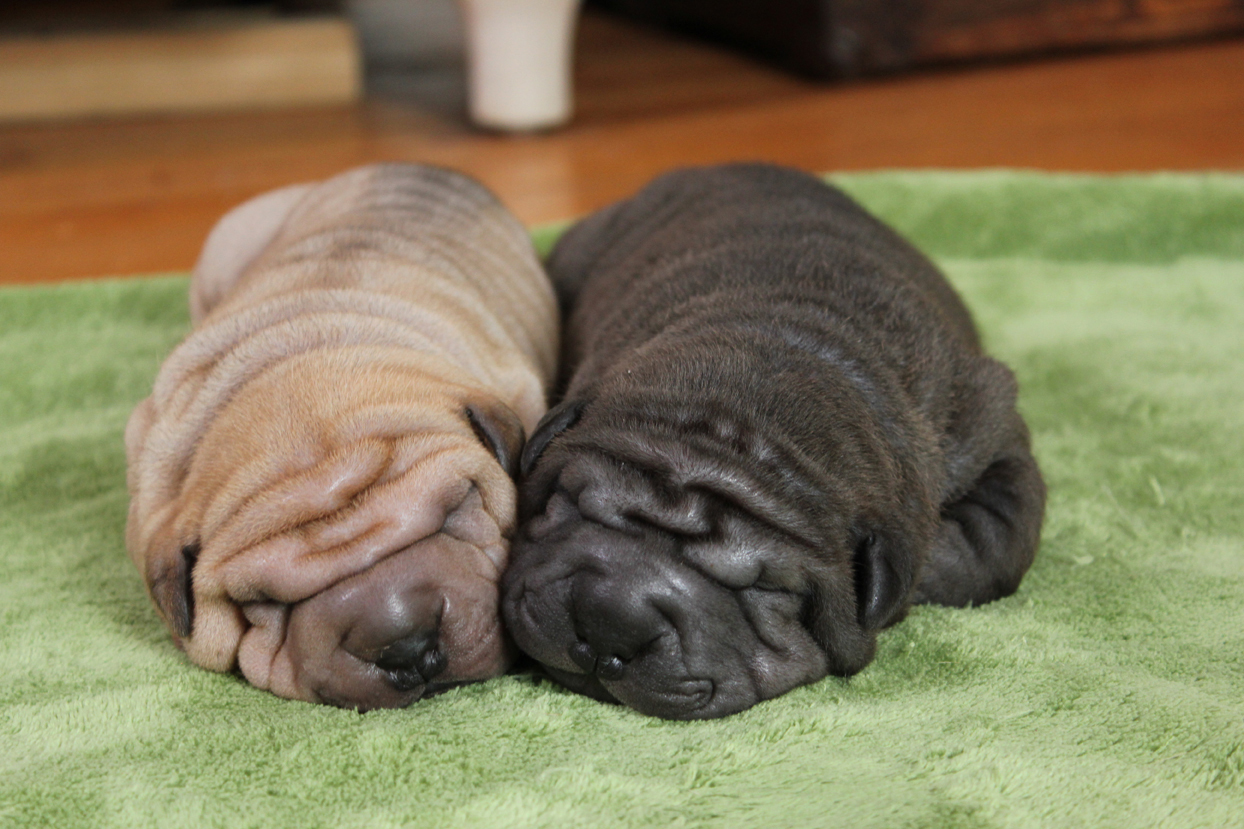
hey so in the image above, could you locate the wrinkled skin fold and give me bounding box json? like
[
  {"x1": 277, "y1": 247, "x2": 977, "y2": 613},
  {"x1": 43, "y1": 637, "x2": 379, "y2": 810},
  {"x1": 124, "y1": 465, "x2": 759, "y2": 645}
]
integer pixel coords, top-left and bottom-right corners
[
  {"x1": 125, "y1": 164, "x2": 558, "y2": 709},
  {"x1": 503, "y1": 164, "x2": 1046, "y2": 719}
]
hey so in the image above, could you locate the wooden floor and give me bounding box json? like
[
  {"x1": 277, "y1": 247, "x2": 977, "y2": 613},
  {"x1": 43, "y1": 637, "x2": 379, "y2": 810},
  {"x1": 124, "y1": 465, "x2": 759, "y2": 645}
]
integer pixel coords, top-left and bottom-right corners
[{"x1": 2, "y1": 11, "x2": 1243, "y2": 284}]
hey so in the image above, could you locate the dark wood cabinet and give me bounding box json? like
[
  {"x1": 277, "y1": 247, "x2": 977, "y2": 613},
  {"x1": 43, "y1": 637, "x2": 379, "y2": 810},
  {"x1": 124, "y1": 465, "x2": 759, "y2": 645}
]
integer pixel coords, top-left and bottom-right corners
[{"x1": 593, "y1": 0, "x2": 1244, "y2": 77}]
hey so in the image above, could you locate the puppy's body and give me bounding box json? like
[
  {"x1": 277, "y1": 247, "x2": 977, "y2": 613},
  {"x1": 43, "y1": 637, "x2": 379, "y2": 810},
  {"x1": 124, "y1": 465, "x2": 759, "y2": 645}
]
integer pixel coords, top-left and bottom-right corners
[
  {"x1": 504, "y1": 164, "x2": 1044, "y2": 719},
  {"x1": 126, "y1": 164, "x2": 557, "y2": 709}
]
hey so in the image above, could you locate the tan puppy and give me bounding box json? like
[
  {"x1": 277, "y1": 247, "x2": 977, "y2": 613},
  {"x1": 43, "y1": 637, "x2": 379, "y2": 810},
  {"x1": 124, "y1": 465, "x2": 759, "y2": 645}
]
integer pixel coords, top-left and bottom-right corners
[{"x1": 125, "y1": 164, "x2": 558, "y2": 709}]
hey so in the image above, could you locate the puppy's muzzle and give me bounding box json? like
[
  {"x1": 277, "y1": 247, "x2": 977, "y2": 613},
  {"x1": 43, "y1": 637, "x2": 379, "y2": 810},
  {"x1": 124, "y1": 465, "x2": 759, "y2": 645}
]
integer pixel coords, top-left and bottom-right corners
[
  {"x1": 503, "y1": 522, "x2": 756, "y2": 719},
  {"x1": 289, "y1": 553, "x2": 448, "y2": 705},
  {"x1": 250, "y1": 531, "x2": 507, "y2": 711}
]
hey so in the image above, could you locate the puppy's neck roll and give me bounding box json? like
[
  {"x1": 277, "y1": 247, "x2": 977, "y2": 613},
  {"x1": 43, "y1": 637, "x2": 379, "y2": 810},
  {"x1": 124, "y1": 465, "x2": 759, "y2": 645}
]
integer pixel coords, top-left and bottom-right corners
[{"x1": 125, "y1": 164, "x2": 558, "y2": 709}]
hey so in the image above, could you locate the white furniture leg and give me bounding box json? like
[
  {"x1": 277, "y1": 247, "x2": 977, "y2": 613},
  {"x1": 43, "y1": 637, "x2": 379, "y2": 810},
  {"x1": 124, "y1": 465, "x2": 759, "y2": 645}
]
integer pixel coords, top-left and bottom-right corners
[{"x1": 456, "y1": 0, "x2": 583, "y2": 131}]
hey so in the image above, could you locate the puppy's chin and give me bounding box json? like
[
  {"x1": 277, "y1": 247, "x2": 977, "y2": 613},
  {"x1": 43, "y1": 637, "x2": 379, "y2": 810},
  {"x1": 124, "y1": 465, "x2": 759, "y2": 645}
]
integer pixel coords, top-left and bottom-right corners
[
  {"x1": 503, "y1": 506, "x2": 833, "y2": 720},
  {"x1": 239, "y1": 529, "x2": 513, "y2": 710}
]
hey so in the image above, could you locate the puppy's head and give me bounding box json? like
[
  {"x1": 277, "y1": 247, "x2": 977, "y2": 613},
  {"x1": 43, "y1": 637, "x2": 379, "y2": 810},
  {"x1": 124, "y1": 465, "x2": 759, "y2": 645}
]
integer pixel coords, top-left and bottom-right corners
[
  {"x1": 503, "y1": 375, "x2": 935, "y2": 719},
  {"x1": 126, "y1": 349, "x2": 524, "y2": 709}
]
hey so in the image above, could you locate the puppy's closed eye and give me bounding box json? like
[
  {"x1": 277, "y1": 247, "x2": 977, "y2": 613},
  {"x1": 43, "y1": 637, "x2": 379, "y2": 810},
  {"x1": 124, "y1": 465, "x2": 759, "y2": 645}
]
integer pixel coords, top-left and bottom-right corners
[
  {"x1": 852, "y1": 531, "x2": 914, "y2": 630},
  {"x1": 147, "y1": 541, "x2": 199, "y2": 639},
  {"x1": 465, "y1": 401, "x2": 526, "y2": 478},
  {"x1": 519, "y1": 400, "x2": 584, "y2": 478}
]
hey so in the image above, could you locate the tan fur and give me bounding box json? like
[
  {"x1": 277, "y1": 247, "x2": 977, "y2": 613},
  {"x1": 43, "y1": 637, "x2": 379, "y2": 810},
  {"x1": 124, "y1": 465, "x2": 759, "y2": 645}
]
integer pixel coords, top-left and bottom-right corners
[{"x1": 125, "y1": 164, "x2": 557, "y2": 708}]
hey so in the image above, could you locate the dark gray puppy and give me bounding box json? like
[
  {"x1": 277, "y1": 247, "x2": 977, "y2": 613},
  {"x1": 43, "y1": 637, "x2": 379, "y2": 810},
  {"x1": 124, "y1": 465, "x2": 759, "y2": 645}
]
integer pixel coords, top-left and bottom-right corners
[{"x1": 503, "y1": 164, "x2": 1045, "y2": 719}]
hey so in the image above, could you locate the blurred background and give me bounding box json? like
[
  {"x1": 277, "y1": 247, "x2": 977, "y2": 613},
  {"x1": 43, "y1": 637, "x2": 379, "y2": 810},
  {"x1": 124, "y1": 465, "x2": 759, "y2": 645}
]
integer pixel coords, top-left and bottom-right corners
[{"x1": 1, "y1": 0, "x2": 1242, "y2": 283}]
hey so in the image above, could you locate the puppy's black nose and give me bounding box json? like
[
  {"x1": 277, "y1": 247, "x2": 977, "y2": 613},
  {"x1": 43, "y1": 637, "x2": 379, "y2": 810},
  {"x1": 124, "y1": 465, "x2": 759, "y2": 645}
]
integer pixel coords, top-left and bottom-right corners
[
  {"x1": 565, "y1": 568, "x2": 675, "y2": 682},
  {"x1": 374, "y1": 628, "x2": 447, "y2": 691}
]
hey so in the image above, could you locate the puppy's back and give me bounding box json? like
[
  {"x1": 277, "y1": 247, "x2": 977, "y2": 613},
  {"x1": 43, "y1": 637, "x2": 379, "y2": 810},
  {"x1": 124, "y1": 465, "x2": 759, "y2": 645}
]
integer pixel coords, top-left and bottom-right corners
[
  {"x1": 549, "y1": 164, "x2": 978, "y2": 357},
  {"x1": 209, "y1": 164, "x2": 557, "y2": 390}
]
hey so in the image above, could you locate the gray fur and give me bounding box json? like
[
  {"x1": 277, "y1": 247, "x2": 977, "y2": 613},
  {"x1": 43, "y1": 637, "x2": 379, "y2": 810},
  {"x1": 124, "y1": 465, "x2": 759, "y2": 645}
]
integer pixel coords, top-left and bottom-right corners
[{"x1": 503, "y1": 164, "x2": 1045, "y2": 719}]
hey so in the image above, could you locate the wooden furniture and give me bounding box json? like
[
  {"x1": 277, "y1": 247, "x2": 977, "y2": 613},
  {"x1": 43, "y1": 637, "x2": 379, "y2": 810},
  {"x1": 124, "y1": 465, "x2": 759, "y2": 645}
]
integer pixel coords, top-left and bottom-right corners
[
  {"x1": 0, "y1": 12, "x2": 361, "y2": 121},
  {"x1": 593, "y1": 0, "x2": 1244, "y2": 76}
]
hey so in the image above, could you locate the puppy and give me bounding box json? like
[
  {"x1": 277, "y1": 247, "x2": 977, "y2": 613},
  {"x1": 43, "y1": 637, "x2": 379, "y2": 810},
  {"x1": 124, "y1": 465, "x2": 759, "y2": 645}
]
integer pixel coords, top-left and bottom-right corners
[
  {"x1": 503, "y1": 164, "x2": 1045, "y2": 719},
  {"x1": 125, "y1": 164, "x2": 558, "y2": 709}
]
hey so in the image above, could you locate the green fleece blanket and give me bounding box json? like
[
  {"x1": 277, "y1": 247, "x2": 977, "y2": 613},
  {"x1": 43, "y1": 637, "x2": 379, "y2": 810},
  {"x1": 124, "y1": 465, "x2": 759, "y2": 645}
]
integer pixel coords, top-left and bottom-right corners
[{"x1": 2, "y1": 172, "x2": 1242, "y2": 829}]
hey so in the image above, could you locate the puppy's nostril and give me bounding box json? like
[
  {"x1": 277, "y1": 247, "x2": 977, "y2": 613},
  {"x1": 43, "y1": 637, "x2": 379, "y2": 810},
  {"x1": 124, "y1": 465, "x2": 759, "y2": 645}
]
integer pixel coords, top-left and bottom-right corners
[
  {"x1": 376, "y1": 631, "x2": 436, "y2": 671},
  {"x1": 417, "y1": 646, "x2": 448, "y2": 680},
  {"x1": 569, "y1": 641, "x2": 598, "y2": 673},
  {"x1": 386, "y1": 667, "x2": 425, "y2": 693},
  {"x1": 375, "y1": 631, "x2": 446, "y2": 687},
  {"x1": 597, "y1": 655, "x2": 626, "y2": 681},
  {"x1": 568, "y1": 642, "x2": 627, "y2": 680}
]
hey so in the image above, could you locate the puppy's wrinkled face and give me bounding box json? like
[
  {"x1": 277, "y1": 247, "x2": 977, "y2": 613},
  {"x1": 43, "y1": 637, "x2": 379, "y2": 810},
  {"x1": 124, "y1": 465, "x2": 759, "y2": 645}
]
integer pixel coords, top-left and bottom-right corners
[
  {"x1": 127, "y1": 352, "x2": 524, "y2": 710},
  {"x1": 503, "y1": 396, "x2": 921, "y2": 719}
]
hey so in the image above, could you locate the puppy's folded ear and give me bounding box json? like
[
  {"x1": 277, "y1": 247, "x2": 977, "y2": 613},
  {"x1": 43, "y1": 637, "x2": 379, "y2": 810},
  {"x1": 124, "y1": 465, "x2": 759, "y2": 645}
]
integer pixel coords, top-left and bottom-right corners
[
  {"x1": 519, "y1": 400, "x2": 584, "y2": 478},
  {"x1": 146, "y1": 540, "x2": 199, "y2": 639},
  {"x1": 853, "y1": 530, "x2": 918, "y2": 631},
  {"x1": 466, "y1": 400, "x2": 526, "y2": 479}
]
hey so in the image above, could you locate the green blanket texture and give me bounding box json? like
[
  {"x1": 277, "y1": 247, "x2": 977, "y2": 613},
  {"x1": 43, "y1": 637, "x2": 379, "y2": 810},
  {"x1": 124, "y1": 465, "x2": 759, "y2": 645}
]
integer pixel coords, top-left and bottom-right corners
[{"x1": 2, "y1": 171, "x2": 1242, "y2": 829}]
